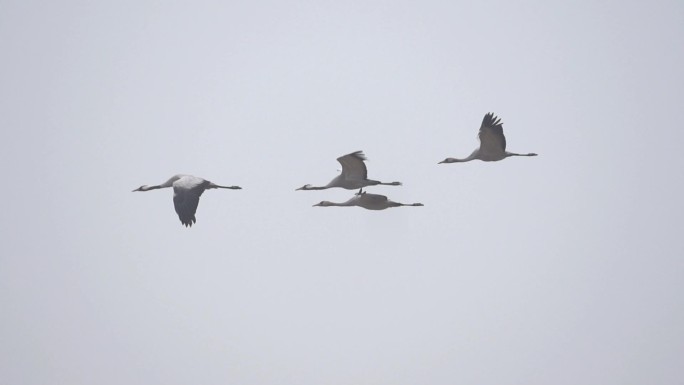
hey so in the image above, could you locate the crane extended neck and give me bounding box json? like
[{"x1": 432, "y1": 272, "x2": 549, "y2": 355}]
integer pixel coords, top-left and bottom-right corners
[{"x1": 296, "y1": 184, "x2": 328, "y2": 191}]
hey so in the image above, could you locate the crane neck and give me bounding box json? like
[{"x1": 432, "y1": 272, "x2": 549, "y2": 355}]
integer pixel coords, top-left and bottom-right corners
[
  {"x1": 141, "y1": 185, "x2": 165, "y2": 191},
  {"x1": 299, "y1": 185, "x2": 327, "y2": 190}
]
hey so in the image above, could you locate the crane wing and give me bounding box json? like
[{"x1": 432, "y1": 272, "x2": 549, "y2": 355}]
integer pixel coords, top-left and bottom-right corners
[
  {"x1": 337, "y1": 151, "x2": 368, "y2": 181},
  {"x1": 172, "y1": 177, "x2": 208, "y2": 227},
  {"x1": 478, "y1": 113, "x2": 507, "y2": 154}
]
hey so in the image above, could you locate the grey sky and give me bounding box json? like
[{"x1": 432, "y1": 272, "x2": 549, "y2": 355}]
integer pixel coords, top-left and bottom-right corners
[{"x1": 1, "y1": 1, "x2": 683, "y2": 384}]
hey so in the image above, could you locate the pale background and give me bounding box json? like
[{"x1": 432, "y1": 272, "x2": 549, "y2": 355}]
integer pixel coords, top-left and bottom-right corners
[{"x1": 1, "y1": 1, "x2": 683, "y2": 384}]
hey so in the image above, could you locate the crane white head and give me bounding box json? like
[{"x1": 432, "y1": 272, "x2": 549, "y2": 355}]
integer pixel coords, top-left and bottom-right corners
[
  {"x1": 313, "y1": 201, "x2": 335, "y2": 207},
  {"x1": 132, "y1": 185, "x2": 158, "y2": 192},
  {"x1": 438, "y1": 158, "x2": 461, "y2": 164}
]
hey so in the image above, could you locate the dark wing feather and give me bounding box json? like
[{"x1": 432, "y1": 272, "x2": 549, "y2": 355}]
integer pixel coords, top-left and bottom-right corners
[
  {"x1": 337, "y1": 151, "x2": 368, "y2": 180},
  {"x1": 173, "y1": 183, "x2": 207, "y2": 227},
  {"x1": 478, "y1": 112, "x2": 507, "y2": 153}
]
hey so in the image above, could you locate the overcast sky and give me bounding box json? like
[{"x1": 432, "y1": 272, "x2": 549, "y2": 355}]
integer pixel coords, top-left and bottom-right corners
[{"x1": 2, "y1": 1, "x2": 683, "y2": 384}]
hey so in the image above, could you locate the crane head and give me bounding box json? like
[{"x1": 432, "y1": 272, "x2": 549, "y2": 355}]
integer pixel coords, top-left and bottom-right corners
[
  {"x1": 438, "y1": 158, "x2": 460, "y2": 164},
  {"x1": 296, "y1": 184, "x2": 312, "y2": 191},
  {"x1": 313, "y1": 201, "x2": 334, "y2": 207}
]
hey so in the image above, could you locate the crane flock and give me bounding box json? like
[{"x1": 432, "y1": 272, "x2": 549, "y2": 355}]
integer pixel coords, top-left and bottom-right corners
[{"x1": 133, "y1": 112, "x2": 536, "y2": 227}]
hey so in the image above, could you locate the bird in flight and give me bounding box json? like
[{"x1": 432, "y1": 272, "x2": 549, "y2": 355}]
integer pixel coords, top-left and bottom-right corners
[
  {"x1": 296, "y1": 150, "x2": 401, "y2": 191},
  {"x1": 133, "y1": 174, "x2": 241, "y2": 227},
  {"x1": 313, "y1": 188, "x2": 423, "y2": 210},
  {"x1": 439, "y1": 113, "x2": 537, "y2": 164}
]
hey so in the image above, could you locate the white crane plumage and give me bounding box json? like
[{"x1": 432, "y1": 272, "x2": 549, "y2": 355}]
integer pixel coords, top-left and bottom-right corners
[
  {"x1": 313, "y1": 189, "x2": 423, "y2": 210},
  {"x1": 296, "y1": 151, "x2": 402, "y2": 191},
  {"x1": 439, "y1": 113, "x2": 537, "y2": 164},
  {"x1": 133, "y1": 174, "x2": 241, "y2": 227}
]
